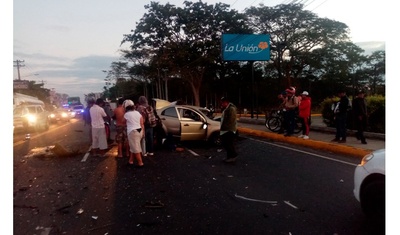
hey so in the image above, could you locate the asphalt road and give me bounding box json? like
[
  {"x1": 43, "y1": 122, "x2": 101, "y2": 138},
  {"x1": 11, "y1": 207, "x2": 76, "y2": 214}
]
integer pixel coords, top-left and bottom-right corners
[{"x1": 12, "y1": 119, "x2": 385, "y2": 235}]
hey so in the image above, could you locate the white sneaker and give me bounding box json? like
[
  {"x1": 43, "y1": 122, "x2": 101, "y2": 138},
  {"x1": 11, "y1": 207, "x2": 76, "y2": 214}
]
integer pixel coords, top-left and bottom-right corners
[
  {"x1": 143, "y1": 153, "x2": 148, "y2": 157},
  {"x1": 148, "y1": 152, "x2": 154, "y2": 156},
  {"x1": 303, "y1": 135, "x2": 309, "y2": 139},
  {"x1": 298, "y1": 135, "x2": 304, "y2": 138}
]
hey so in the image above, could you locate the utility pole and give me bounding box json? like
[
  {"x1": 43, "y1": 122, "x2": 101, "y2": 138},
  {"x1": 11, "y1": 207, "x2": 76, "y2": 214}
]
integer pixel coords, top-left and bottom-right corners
[{"x1": 13, "y1": 60, "x2": 25, "y2": 80}]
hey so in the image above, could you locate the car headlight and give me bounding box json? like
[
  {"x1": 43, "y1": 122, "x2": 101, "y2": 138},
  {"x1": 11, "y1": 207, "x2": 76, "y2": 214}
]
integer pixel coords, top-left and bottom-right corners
[
  {"x1": 26, "y1": 114, "x2": 37, "y2": 123},
  {"x1": 360, "y1": 152, "x2": 374, "y2": 166},
  {"x1": 71, "y1": 111, "x2": 76, "y2": 116},
  {"x1": 61, "y1": 112, "x2": 68, "y2": 118},
  {"x1": 49, "y1": 113, "x2": 56, "y2": 118}
]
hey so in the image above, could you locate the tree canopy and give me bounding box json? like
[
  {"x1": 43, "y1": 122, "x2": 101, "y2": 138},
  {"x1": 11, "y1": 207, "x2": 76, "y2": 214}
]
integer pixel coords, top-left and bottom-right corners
[{"x1": 106, "y1": 1, "x2": 385, "y2": 109}]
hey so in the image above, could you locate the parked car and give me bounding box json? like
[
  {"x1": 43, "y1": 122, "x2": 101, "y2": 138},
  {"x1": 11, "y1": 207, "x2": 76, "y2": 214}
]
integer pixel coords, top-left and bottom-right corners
[
  {"x1": 353, "y1": 149, "x2": 385, "y2": 221},
  {"x1": 49, "y1": 108, "x2": 71, "y2": 123},
  {"x1": 13, "y1": 104, "x2": 50, "y2": 132},
  {"x1": 154, "y1": 100, "x2": 221, "y2": 146}
]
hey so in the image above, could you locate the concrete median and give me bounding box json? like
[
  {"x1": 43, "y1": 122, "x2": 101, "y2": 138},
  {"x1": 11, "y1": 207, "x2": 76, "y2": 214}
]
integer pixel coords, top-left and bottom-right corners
[{"x1": 237, "y1": 127, "x2": 372, "y2": 159}]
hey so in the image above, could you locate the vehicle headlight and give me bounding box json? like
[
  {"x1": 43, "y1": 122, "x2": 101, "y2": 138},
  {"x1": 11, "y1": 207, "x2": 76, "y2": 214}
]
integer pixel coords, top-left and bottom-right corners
[
  {"x1": 61, "y1": 112, "x2": 68, "y2": 118},
  {"x1": 71, "y1": 111, "x2": 76, "y2": 116},
  {"x1": 27, "y1": 114, "x2": 37, "y2": 123},
  {"x1": 360, "y1": 153, "x2": 374, "y2": 166},
  {"x1": 50, "y1": 113, "x2": 56, "y2": 118}
]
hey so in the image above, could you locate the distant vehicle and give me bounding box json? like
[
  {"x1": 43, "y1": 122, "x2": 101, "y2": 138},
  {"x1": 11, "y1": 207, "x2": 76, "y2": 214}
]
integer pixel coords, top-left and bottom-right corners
[
  {"x1": 13, "y1": 104, "x2": 50, "y2": 132},
  {"x1": 13, "y1": 92, "x2": 44, "y2": 109},
  {"x1": 67, "y1": 96, "x2": 82, "y2": 106},
  {"x1": 353, "y1": 149, "x2": 385, "y2": 221},
  {"x1": 72, "y1": 105, "x2": 85, "y2": 117},
  {"x1": 49, "y1": 108, "x2": 71, "y2": 123},
  {"x1": 154, "y1": 99, "x2": 221, "y2": 146}
]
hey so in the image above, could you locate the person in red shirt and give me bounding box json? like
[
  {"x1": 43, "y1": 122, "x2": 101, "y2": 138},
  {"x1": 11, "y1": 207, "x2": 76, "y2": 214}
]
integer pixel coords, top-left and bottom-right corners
[{"x1": 298, "y1": 91, "x2": 312, "y2": 139}]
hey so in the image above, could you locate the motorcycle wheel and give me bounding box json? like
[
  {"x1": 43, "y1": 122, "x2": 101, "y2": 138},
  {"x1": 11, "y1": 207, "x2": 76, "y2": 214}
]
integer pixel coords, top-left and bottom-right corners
[{"x1": 267, "y1": 117, "x2": 282, "y2": 132}]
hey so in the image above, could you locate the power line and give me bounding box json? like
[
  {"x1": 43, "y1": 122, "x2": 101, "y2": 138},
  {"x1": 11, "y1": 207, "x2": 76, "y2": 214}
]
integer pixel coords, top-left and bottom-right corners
[{"x1": 311, "y1": 0, "x2": 329, "y2": 11}]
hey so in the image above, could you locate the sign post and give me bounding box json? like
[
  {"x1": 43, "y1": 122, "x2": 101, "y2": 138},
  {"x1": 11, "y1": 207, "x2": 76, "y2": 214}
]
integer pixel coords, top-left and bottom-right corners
[{"x1": 221, "y1": 34, "x2": 270, "y2": 118}]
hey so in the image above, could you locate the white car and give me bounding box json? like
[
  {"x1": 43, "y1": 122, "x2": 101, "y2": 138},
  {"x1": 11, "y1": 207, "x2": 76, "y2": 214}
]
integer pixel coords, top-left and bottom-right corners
[{"x1": 353, "y1": 149, "x2": 385, "y2": 220}]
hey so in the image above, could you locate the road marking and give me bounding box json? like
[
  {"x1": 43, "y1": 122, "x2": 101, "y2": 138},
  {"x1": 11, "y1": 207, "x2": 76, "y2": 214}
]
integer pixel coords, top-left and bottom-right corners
[
  {"x1": 187, "y1": 149, "x2": 200, "y2": 156},
  {"x1": 81, "y1": 146, "x2": 92, "y2": 162},
  {"x1": 284, "y1": 201, "x2": 298, "y2": 209},
  {"x1": 234, "y1": 194, "x2": 277, "y2": 204},
  {"x1": 248, "y1": 137, "x2": 358, "y2": 166}
]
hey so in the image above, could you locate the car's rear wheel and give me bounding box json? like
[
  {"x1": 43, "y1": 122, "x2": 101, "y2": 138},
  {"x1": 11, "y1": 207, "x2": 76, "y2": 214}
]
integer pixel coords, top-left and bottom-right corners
[{"x1": 361, "y1": 179, "x2": 385, "y2": 220}]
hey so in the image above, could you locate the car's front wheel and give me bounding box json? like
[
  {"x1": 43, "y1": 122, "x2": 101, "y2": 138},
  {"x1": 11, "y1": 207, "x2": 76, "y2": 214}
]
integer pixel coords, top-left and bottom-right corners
[{"x1": 361, "y1": 178, "x2": 385, "y2": 220}]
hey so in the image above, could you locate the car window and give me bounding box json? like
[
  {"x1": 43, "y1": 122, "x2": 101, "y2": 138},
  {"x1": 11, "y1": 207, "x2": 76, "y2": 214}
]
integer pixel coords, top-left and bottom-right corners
[
  {"x1": 37, "y1": 106, "x2": 44, "y2": 113},
  {"x1": 27, "y1": 107, "x2": 36, "y2": 114},
  {"x1": 179, "y1": 108, "x2": 202, "y2": 121},
  {"x1": 162, "y1": 107, "x2": 178, "y2": 118}
]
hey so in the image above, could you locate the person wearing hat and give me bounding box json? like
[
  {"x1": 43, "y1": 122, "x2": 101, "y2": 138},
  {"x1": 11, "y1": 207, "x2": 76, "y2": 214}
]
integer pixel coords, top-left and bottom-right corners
[
  {"x1": 124, "y1": 99, "x2": 145, "y2": 167},
  {"x1": 283, "y1": 87, "x2": 299, "y2": 136},
  {"x1": 89, "y1": 98, "x2": 109, "y2": 156},
  {"x1": 298, "y1": 91, "x2": 312, "y2": 139},
  {"x1": 219, "y1": 97, "x2": 238, "y2": 163},
  {"x1": 352, "y1": 90, "x2": 368, "y2": 144}
]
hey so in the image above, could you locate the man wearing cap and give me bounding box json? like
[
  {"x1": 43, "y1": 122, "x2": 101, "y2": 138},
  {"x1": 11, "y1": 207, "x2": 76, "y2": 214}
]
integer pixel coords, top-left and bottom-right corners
[
  {"x1": 298, "y1": 91, "x2": 311, "y2": 139},
  {"x1": 220, "y1": 97, "x2": 238, "y2": 163},
  {"x1": 352, "y1": 90, "x2": 368, "y2": 144},
  {"x1": 283, "y1": 87, "x2": 299, "y2": 137},
  {"x1": 89, "y1": 98, "x2": 109, "y2": 156}
]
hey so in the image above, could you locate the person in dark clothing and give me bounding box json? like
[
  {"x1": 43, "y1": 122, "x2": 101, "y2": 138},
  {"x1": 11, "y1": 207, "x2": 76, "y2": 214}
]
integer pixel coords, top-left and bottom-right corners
[
  {"x1": 83, "y1": 99, "x2": 95, "y2": 143},
  {"x1": 219, "y1": 97, "x2": 238, "y2": 163},
  {"x1": 332, "y1": 89, "x2": 350, "y2": 143},
  {"x1": 352, "y1": 90, "x2": 368, "y2": 144}
]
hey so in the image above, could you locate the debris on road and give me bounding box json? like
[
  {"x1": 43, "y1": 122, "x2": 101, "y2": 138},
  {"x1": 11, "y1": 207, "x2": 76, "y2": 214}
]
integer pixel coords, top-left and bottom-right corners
[
  {"x1": 234, "y1": 194, "x2": 277, "y2": 204},
  {"x1": 24, "y1": 143, "x2": 71, "y2": 158},
  {"x1": 76, "y1": 208, "x2": 84, "y2": 215},
  {"x1": 144, "y1": 200, "x2": 165, "y2": 209}
]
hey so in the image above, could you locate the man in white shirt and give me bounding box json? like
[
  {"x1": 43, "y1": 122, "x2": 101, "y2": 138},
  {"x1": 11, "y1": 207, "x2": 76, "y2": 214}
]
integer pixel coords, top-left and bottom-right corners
[{"x1": 90, "y1": 98, "x2": 108, "y2": 156}]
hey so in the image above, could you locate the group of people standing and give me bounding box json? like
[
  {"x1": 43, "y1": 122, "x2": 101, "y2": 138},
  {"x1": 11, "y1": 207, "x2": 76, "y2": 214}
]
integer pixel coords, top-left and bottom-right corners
[
  {"x1": 84, "y1": 96, "x2": 157, "y2": 168},
  {"x1": 278, "y1": 86, "x2": 368, "y2": 144},
  {"x1": 278, "y1": 87, "x2": 312, "y2": 139},
  {"x1": 332, "y1": 89, "x2": 368, "y2": 144}
]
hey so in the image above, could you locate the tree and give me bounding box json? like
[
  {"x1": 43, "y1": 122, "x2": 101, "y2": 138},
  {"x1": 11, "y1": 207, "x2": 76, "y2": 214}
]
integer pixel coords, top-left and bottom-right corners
[
  {"x1": 245, "y1": 3, "x2": 350, "y2": 88},
  {"x1": 365, "y1": 50, "x2": 385, "y2": 94},
  {"x1": 121, "y1": 1, "x2": 249, "y2": 106}
]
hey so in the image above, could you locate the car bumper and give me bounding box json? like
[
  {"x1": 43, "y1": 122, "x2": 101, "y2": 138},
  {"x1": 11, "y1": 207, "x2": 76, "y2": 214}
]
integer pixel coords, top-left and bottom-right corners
[{"x1": 353, "y1": 165, "x2": 369, "y2": 202}]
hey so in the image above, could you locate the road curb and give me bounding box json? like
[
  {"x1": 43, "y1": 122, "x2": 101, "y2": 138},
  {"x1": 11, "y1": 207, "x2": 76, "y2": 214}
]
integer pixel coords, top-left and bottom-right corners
[{"x1": 237, "y1": 127, "x2": 372, "y2": 159}]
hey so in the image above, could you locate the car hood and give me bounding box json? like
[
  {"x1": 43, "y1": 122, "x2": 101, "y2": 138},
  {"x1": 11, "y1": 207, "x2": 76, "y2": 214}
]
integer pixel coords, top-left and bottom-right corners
[{"x1": 152, "y1": 98, "x2": 172, "y2": 110}]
